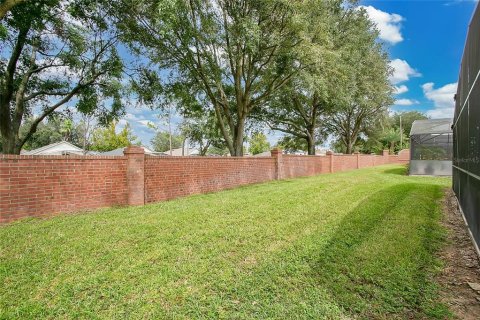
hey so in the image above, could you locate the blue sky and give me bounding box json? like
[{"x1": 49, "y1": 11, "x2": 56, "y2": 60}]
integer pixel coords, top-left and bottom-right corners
[
  {"x1": 361, "y1": 0, "x2": 477, "y2": 117},
  {"x1": 119, "y1": 0, "x2": 478, "y2": 148}
]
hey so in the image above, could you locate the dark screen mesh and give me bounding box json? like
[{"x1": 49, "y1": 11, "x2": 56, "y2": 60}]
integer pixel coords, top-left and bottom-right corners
[
  {"x1": 453, "y1": 3, "x2": 480, "y2": 250},
  {"x1": 411, "y1": 133, "x2": 452, "y2": 160}
]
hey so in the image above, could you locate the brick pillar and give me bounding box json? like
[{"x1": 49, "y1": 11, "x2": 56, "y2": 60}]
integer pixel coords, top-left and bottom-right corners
[
  {"x1": 382, "y1": 149, "x2": 389, "y2": 164},
  {"x1": 271, "y1": 148, "x2": 283, "y2": 180},
  {"x1": 124, "y1": 146, "x2": 145, "y2": 206},
  {"x1": 354, "y1": 151, "x2": 360, "y2": 169},
  {"x1": 326, "y1": 151, "x2": 334, "y2": 173}
]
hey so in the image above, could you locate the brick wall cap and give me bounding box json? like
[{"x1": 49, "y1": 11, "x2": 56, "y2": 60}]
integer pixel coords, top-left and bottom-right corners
[
  {"x1": 270, "y1": 148, "x2": 283, "y2": 156},
  {"x1": 326, "y1": 151, "x2": 334, "y2": 155},
  {"x1": 124, "y1": 146, "x2": 145, "y2": 155}
]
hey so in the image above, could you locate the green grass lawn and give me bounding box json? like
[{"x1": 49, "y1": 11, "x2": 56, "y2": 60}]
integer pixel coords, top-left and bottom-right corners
[{"x1": 0, "y1": 165, "x2": 451, "y2": 319}]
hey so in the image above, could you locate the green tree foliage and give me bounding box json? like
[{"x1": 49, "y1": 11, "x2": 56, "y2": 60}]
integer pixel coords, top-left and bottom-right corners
[
  {"x1": 0, "y1": 0, "x2": 124, "y2": 154},
  {"x1": 390, "y1": 111, "x2": 428, "y2": 138},
  {"x1": 276, "y1": 135, "x2": 308, "y2": 154},
  {"x1": 20, "y1": 115, "x2": 82, "y2": 151},
  {"x1": 248, "y1": 132, "x2": 270, "y2": 155},
  {"x1": 251, "y1": 2, "x2": 392, "y2": 155},
  {"x1": 354, "y1": 111, "x2": 428, "y2": 154},
  {"x1": 324, "y1": 7, "x2": 394, "y2": 154},
  {"x1": 206, "y1": 145, "x2": 230, "y2": 156},
  {"x1": 151, "y1": 131, "x2": 183, "y2": 153},
  {"x1": 380, "y1": 128, "x2": 401, "y2": 154},
  {"x1": 90, "y1": 121, "x2": 137, "y2": 152},
  {"x1": 179, "y1": 110, "x2": 226, "y2": 156},
  {"x1": 253, "y1": 1, "x2": 346, "y2": 155},
  {"x1": 117, "y1": 0, "x2": 322, "y2": 156}
]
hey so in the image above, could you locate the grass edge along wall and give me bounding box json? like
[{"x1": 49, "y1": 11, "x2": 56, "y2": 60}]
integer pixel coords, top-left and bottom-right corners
[{"x1": 0, "y1": 147, "x2": 409, "y2": 224}]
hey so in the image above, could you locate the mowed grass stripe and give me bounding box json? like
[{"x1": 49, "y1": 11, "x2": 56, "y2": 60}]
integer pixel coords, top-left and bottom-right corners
[{"x1": 0, "y1": 165, "x2": 450, "y2": 319}]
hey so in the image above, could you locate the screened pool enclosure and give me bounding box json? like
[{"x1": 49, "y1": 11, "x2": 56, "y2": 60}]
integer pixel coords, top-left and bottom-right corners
[{"x1": 409, "y1": 119, "x2": 453, "y2": 176}]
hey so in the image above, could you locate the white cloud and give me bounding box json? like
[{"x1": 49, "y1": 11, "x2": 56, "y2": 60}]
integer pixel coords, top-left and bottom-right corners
[
  {"x1": 394, "y1": 85, "x2": 408, "y2": 94},
  {"x1": 138, "y1": 120, "x2": 156, "y2": 128},
  {"x1": 389, "y1": 59, "x2": 421, "y2": 84},
  {"x1": 422, "y1": 82, "x2": 457, "y2": 108},
  {"x1": 124, "y1": 112, "x2": 157, "y2": 129},
  {"x1": 360, "y1": 6, "x2": 404, "y2": 45},
  {"x1": 426, "y1": 108, "x2": 455, "y2": 119},
  {"x1": 394, "y1": 98, "x2": 419, "y2": 106},
  {"x1": 422, "y1": 82, "x2": 457, "y2": 119}
]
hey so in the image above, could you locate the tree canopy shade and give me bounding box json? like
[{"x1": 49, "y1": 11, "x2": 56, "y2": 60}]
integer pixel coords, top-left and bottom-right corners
[
  {"x1": 117, "y1": 0, "x2": 330, "y2": 156},
  {"x1": 0, "y1": 0, "x2": 125, "y2": 154}
]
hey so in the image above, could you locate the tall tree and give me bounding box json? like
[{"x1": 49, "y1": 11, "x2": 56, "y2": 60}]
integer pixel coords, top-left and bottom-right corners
[
  {"x1": 253, "y1": 0, "x2": 336, "y2": 156},
  {"x1": 0, "y1": 0, "x2": 124, "y2": 154},
  {"x1": 324, "y1": 8, "x2": 393, "y2": 154},
  {"x1": 118, "y1": 0, "x2": 316, "y2": 156},
  {"x1": 254, "y1": 2, "x2": 387, "y2": 155}
]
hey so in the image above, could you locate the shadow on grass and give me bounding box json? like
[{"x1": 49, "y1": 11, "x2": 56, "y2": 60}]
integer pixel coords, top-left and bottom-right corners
[
  {"x1": 212, "y1": 183, "x2": 448, "y2": 319},
  {"x1": 305, "y1": 183, "x2": 448, "y2": 319},
  {"x1": 382, "y1": 166, "x2": 407, "y2": 176}
]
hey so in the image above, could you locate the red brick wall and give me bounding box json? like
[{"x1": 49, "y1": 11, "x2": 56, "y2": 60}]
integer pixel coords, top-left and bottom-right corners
[
  {"x1": 144, "y1": 156, "x2": 276, "y2": 202},
  {"x1": 280, "y1": 155, "x2": 330, "y2": 178},
  {"x1": 0, "y1": 149, "x2": 409, "y2": 223},
  {"x1": 358, "y1": 154, "x2": 387, "y2": 168},
  {"x1": 333, "y1": 155, "x2": 358, "y2": 172},
  {"x1": 0, "y1": 155, "x2": 127, "y2": 223},
  {"x1": 397, "y1": 149, "x2": 410, "y2": 163}
]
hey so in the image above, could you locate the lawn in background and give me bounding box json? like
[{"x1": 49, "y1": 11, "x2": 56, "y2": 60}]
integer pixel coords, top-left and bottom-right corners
[{"x1": 0, "y1": 165, "x2": 451, "y2": 319}]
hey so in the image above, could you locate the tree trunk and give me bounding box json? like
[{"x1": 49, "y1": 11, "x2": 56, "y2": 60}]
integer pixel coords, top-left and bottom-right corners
[
  {"x1": 199, "y1": 141, "x2": 210, "y2": 156},
  {"x1": 231, "y1": 117, "x2": 245, "y2": 156},
  {"x1": 1, "y1": 134, "x2": 20, "y2": 154},
  {"x1": 306, "y1": 134, "x2": 315, "y2": 155},
  {"x1": 345, "y1": 132, "x2": 359, "y2": 154},
  {"x1": 307, "y1": 126, "x2": 315, "y2": 156},
  {"x1": 345, "y1": 140, "x2": 353, "y2": 154}
]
